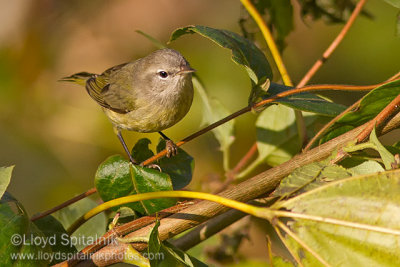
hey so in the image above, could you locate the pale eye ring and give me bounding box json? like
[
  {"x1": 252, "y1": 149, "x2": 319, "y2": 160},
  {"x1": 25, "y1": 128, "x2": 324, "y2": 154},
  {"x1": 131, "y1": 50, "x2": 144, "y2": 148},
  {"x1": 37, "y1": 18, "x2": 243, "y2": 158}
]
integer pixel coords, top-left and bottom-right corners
[{"x1": 157, "y1": 70, "x2": 168, "y2": 79}]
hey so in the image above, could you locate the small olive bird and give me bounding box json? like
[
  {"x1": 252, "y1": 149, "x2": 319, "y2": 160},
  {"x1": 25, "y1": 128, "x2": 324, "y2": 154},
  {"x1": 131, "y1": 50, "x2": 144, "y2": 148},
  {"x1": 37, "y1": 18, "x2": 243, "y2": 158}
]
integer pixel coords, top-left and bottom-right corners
[{"x1": 61, "y1": 49, "x2": 195, "y2": 164}]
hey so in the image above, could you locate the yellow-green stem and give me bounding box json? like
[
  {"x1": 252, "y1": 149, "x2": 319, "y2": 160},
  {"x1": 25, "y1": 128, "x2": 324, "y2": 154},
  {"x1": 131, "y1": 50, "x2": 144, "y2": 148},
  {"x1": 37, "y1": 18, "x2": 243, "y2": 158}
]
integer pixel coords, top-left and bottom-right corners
[{"x1": 67, "y1": 191, "x2": 264, "y2": 234}]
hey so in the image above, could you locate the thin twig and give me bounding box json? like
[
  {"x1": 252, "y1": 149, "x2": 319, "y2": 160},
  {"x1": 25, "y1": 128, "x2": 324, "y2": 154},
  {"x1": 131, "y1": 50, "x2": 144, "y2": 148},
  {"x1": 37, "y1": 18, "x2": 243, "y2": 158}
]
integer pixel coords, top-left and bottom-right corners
[
  {"x1": 356, "y1": 93, "x2": 400, "y2": 142},
  {"x1": 30, "y1": 188, "x2": 97, "y2": 221},
  {"x1": 231, "y1": 0, "x2": 368, "y2": 176},
  {"x1": 298, "y1": 0, "x2": 367, "y2": 86},
  {"x1": 304, "y1": 71, "x2": 400, "y2": 150},
  {"x1": 304, "y1": 99, "x2": 362, "y2": 151}
]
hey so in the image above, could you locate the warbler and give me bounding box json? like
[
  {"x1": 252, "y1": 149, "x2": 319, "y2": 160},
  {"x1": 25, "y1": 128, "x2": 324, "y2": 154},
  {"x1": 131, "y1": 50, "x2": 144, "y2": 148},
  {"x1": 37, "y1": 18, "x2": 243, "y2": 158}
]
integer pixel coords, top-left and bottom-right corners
[{"x1": 61, "y1": 48, "x2": 195, "y2": 164}]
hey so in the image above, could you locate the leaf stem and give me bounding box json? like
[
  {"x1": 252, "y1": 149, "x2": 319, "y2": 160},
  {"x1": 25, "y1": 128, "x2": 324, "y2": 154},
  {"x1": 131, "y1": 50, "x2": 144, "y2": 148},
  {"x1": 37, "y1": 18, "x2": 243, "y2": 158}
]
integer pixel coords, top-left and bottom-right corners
[{"x1": 67, "y1": 191, "x2": 262, "y2": 234}]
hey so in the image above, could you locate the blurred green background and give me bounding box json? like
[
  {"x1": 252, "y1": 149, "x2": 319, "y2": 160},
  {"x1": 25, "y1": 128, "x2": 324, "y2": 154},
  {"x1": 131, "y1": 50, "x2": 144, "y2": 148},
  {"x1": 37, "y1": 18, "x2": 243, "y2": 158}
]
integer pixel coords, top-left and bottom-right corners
[{"x1": 1, "y1": 0, "x2": 399, "y2": 261}]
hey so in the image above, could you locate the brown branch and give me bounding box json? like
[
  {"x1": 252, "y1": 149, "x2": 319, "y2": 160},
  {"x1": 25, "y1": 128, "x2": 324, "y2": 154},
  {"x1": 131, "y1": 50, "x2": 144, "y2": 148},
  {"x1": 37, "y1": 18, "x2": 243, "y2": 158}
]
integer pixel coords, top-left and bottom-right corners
[{"x1": 68, "y1": 112, "x2": 400, "y2": 266}]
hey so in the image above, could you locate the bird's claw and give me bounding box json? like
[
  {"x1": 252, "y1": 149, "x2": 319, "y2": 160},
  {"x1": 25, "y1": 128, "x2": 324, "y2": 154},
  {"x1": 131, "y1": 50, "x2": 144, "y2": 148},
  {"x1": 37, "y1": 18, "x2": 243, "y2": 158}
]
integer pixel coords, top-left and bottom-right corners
[
  {"x1": 165, "y1": 140, "x2": 178, "y2": 158},
  {"x1": 146, "y1": 164, "x2": 162, "y2": 172}
]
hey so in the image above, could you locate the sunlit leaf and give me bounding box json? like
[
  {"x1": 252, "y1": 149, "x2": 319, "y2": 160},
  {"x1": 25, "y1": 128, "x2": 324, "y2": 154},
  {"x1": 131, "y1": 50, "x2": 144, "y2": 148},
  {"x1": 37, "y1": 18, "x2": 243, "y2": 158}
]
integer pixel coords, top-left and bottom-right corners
[
  {"x1": 369, "y1": 127, "x2": 395, "y2": 170},
  {"x1": 274, "y1": 170, "x2": 400, "y2": 266},
  {"x1": 0, "y1": 165, "x2": 14, "y2": 199},
  {"x1": 347, "y1": 160, "x2": 385, "y2": 175},
  {"x1": 238, "y1": 105, "x2": 324, "y2": 178},
  {"x1": 382, "y1": 0, "x2": 400, "y2": 8},
  {"x1": 193, "y1": 77, "x2": 234, "y2": 171}
]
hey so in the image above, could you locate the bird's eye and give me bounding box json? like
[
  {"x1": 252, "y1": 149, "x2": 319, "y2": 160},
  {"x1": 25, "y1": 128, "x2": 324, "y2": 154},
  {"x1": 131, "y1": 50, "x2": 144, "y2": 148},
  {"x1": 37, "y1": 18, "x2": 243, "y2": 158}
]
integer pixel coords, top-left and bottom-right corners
[{"x1": 158, "y1": 71, "x2": 168, "y2": 79}]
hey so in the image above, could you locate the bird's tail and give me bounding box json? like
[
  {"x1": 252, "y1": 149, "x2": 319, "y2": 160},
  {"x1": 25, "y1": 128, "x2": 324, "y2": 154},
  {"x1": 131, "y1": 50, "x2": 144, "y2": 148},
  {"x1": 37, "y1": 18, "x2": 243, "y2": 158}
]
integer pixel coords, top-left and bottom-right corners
[{"x1": 59, "y1": 72, "x2": 95, "y2": 86}]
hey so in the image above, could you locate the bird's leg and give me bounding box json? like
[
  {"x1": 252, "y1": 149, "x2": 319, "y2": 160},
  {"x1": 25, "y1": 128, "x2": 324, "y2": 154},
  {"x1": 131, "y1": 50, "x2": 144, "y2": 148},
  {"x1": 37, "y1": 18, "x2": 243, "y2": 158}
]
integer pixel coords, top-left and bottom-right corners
[
  {"x1": 158, "y1": 131, "x2": 178, "y2": 158},
  {"x1": 115, "y1": 129, "x2": 137, "y2": 165}
]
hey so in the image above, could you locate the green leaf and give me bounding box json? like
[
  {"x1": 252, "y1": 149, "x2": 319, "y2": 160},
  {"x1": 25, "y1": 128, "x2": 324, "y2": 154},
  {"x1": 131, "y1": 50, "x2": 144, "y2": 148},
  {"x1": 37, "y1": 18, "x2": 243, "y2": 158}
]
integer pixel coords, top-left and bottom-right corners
[
  {"x1": 297, "y1": 0, "x2": 372, "y2": 23},
  {"x1": 267, "y1": 82, "x2": 347, "y2": 117},
  {"x1": 0, "y1": 192, "x2": 51, "y2": 266},
  {"x1": 252, "y1": 0, "x2": 294, "y2": 50},
  {"x1": 33, "y1": 215, "x2": 77, "y2": 264},
  {"x1": 148, "y1": 221, "x2": 207, "y2": 267},
  {"x1": 382, "y1": 0, "x2": 400, "y2": 8},
  {"x1": 136, "y1": 30, "x2": 166, "y2": 49},
  {"x1": 131, "y1": 138, "x2": 155, "y2": 163},
  {"x1": 193, "y1": 77, "x2": 234, "y2": 171},
  {"x1": 169, "y1": 25, "x2": 273, "y2": 85},
  {"x1": 397, "y1": 11, "x2": 400, "y2": 36},
  {"x1": 274, "y1": 170, "x2": 400, "y2": 266},
  {"x1": 95, "y1": 155, "x2": 143, "y2": 213},
  {"x1": 148, "y1": 221, "x2": 162, "y2": 267},
  {"x1": 369, "y1": 127, "x2": 395, "y2": 170},
  {"x1": 52, "y1": 197, "x2": 107, "y2": 251},
  {"x1": 348, "y1": 160, "x2": 385, "y2": 175},
  {"x1": 0, "y1": 165, "x2": 14, "y2": 199},
  {"x1": 157, "y1": 139, "x2": 194, "y2": 190},
  {"x1": 95, "y1": 155, "x2": 176, "y2": 215},
  {"x1": 321, "y1": 80, "x2": 400, "y2": 143},
  {"x1": 238, "y1": 105, "x2": 324, "y2": 178},
  {"x1": 130, "y1": 164, "x2": 177, "y2": 214},
  {"x1": 273, "y1": 160, "x2": 352, "y2": 197}
]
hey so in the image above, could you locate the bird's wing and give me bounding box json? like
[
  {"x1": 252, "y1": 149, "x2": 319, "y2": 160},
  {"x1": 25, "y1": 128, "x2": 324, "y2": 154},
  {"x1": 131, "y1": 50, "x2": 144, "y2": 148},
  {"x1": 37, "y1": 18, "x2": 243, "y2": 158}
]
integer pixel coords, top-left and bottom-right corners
[{"x1": 85, "y1": 63, "x2": 133, "y2": 114}]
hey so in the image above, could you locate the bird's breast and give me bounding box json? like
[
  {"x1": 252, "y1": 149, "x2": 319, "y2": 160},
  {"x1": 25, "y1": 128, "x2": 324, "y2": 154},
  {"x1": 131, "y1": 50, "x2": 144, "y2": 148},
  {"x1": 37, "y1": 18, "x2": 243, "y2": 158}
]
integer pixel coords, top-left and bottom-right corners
[{"x1": 104, "y1": 81, "x2": 194, "y2": 133}]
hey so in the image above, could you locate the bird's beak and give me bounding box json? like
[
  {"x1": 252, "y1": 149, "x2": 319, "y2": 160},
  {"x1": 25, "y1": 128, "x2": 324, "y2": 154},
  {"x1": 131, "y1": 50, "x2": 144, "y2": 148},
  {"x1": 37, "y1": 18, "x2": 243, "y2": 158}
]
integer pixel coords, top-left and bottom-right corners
[{"x1": 177, "y1": 65, "x2": 196, "y2": 75}]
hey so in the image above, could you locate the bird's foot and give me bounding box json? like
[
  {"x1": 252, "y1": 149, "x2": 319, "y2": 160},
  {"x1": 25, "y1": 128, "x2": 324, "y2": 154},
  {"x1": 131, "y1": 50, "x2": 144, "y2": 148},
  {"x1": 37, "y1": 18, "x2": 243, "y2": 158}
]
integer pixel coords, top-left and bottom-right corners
[{"x1": 166, "y1": 140, "x2": 178, "y2": 158}]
